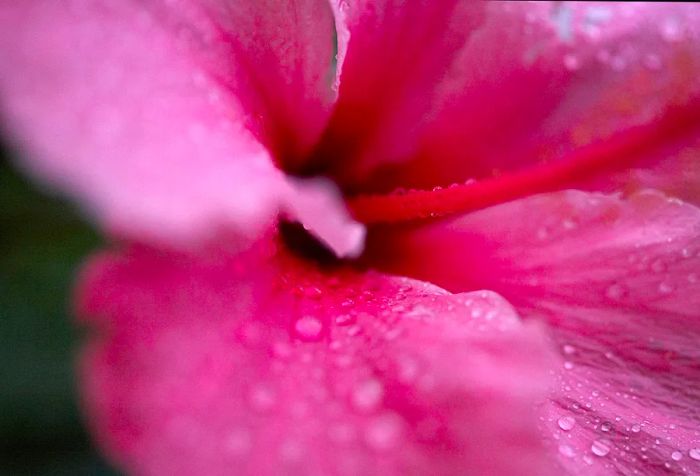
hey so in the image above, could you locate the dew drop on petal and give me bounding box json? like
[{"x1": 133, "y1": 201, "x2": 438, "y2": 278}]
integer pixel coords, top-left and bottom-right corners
[
  {"x1": 563, "y1": 54, "x2": 580, "y2": 71},
  {"x1": 294, "y1": 315, "x2": 323, "y2": 341},
  {"x1": 689, "y1": 448, "x2": 700, "y2": 460},
  {"x1": 365, "y1": 413, "x2": 403, "y2": 451},
  {"x1": 661, "y1": 19, "x2": 682, "y2": 42},
  {"x1": 631, "y1": 424, "x2": 641, "y2": 433},
  {"x1": 658, "y1": 281, "x2": 674, "y2": 295},
  {"x1": 225, "y1": 427, "x2": 252, "y2": 455},
  {"x1": 352, "y1": 378, "x2": 384, "y2": 412},
  {"x1": 559, "y1": 444, "x2": 576, "y2": 458},
  {"x1": 600, "y1": 421, "x2": 612, "y2": 432},
  {"x1": 562, "y1": 344, "x2": 576, "y2": 355},
  {"x1": 563, "y1": 361, "x2": 574, "y2": 370},
  {"x1": 672, "y1": 451, "x2": 683, "y2": 461},
  {"x1": 335, "y1": 313, "x2": 356, "y2": 326},
  {"x1": 605, "y1": 283, "x2": 627, "y2": 300},
  {"x1": 558, "y1": 416, "x2": 576, "y2": 431},
  {"x1": 248, "y1": 384, "x2": 277, "y2": 412},
  {"x1": 591, "y1": 439, "x2": 611, "y2": 457}
]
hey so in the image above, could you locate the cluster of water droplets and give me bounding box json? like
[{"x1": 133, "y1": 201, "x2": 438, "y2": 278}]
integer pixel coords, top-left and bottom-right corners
[
  {"x1": 548, "y1": 338, "x2": 700, "y2": 472},
  {"x1": 514, "y1": 3, "x2": 695, "y2": 76}
]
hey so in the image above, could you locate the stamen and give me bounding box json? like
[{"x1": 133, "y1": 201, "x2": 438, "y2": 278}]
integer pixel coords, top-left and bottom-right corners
[{"x1": 347, "y1": 100, "x2": 700, "y2": 224}]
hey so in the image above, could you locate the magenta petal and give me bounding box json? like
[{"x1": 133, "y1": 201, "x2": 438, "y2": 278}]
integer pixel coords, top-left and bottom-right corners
[
  {"x1": 310, "y1": 0, "x2": 486, "y2": 186},
  {"x1": 77, "y1": 239, "x2": 557, "y2": 475},
  {"x1": 327, "y1": 2, "x2": 700, "y2": 195},
  {"x1": 0, "y1": 0, "x2": 335, "y2": 246},
  {"x1": 366, "y1": 190, "x2": 700, "y2": 473}
]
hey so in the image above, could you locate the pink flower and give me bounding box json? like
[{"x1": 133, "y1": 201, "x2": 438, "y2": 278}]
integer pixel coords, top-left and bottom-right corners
[{"x1": 1, "y1": 1, "x2": 700, "y2": 475}]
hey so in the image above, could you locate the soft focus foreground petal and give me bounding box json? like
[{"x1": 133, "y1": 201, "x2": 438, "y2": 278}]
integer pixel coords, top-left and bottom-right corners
[
  {"x1": 0, "y1": 0, "x2": 335, "y2": 246},
  {"x1": 77, "y1": 239, "x2": 556, "y2": 476},
  {"x1": 304, "y1": 0, "x2": 486, "y2": 183},
  {"x1": 328, "y1": 2, "x2": 700, "y2": 196},
  {"x1": 365, "y1": 190, "x2": 700, "y2": 474}
]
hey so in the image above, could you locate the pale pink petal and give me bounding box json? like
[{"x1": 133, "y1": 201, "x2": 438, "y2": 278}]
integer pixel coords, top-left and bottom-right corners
[
  {"x1": 320, "y1": 2, "x2": 700, "y2": 197},
  {"x1": 0, "y1": 0, "x2": 335, "y2": 246},
  {"x1": 365, "y1": 190, "x2": 700, "y2": 474},
  {"x1": 76, "y1": 238, "x2": 556, "y2": 476}
]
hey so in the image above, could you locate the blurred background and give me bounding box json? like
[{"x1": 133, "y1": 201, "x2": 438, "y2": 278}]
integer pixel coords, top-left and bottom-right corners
[{"x1": 0, "y1": 145, "x2": 118, "y2": 475}]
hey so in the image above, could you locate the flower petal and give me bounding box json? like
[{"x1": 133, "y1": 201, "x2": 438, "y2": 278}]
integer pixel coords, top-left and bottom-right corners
[
  {"x1": 320, "y1": 2, "x2": 700, "y2": 197},
  {"x1": 77, "y1": 238, "x2": 556, "y2": 475},
  {"x1": 304, "y1": 0, "x2": 486, "y2": 185},
  {"x1": 365, "y1": 190, "x2": 700, "y2": 474},
  {"x1": 0, "y1": 0, "x2": 335, "y2": 246}
]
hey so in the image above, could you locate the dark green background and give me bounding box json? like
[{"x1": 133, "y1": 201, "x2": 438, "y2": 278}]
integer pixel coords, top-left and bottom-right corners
[{"x1": 0, "y1": 150, "x2": 119, "y2": 475}]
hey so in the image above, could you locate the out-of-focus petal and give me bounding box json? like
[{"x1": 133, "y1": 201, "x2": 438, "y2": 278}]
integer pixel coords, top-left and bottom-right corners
[
  {"x1": 0, "y1": 0, "x2": 335, "y2": 246},
  {"x1": 365, "y1": 190, "x2": 700, "y2": 474},
  {"x1": 77, "y1": 238, "x2": 556, "y2": 476},
  {"x1": 321, "y1": 2, "x2": 700, "y2": 197}
]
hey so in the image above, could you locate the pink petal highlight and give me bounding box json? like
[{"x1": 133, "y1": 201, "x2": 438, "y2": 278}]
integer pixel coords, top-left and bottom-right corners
[
  {"x1": 76, "y1": 239, "x2": 556, "y2": 475},
  {"x1": 0, "y1": 0, "x2": 335, "y2": 247},
  {"x1": 365, "y1": 190, "x2": 700, "y2": 474}
]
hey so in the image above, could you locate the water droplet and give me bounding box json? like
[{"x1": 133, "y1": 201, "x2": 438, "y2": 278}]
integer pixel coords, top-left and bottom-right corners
[
  {"x1": 303, "y1": 286, "x2": 323, "y2": 299},
  {"x1": 335, "y1": 313, "x2": 356, "y2": 326},
  {"x1": 564, "y1": 361, "x2": 574, "y2": 370},
  {"x1": 272, "y1": 340, "x2": 293, "y2": 359},
  {"x1": 605, "y1": 283, "x2": 627, "y2": 300},
  {"x1": 352, "y1": 379, "x2": 383, "y2": 412},
  {"x1": 661, "y1": 19, "x2": 682, "y2": 42},
  {"x1": 591, "y1": 439, "x2": 611, "y2": 457},
  {"x1": 294, "y1": 315, "x2": 323, "y2": 341},
  {"x1": 365, "y1": 413, "x2": 402, "y2": 451},
  {"x1": 631, "y1": 424, "x2": 641, "y2": 433},
  {"x1": 610, "y1": 55, "x2": 627, "y2": 72},
  {"x1": 672, "y1": 451, "x2": 683, "y2": 461},
  {"x1": 562, "y1": 344, "x2": 576, "y2": 355},
  {"x1": 397, "y1": 355, "x2": 419, "y2": 383},
  {"x1": 563, "y1": 54, "x2": 580, "y2": 71},
  {"x1": 658, "y1": 281, "x2": 674, "y2": 295},
  {"x1": 600, "y1": 421, "x2": 612, "y2": 432},
  {"x1": 559, "y1": 444, "x2": 576, "y2": 458},
  {"x1": 562, "y1": 218, "x2": 577, "y2": 230},
  {"x1": 248, "y1": 384, "x2": 276, "y2": 412},
  {"x1": 558, "y1": 416, "x2": 576, "y2": 431},
  {"x1": 225, "y1": 427, "x2": 252, "y2": 455},
  {"x1": 689, "y1": 448, "x2": 700, "y2": 460}
]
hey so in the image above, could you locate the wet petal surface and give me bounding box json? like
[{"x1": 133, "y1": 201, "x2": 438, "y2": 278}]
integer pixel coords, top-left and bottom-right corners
[
  {"x1": 365, "y1": 190, "x2": 700, "y2": 474},
  {"x1": 77, "y1": 238, "x2": 556, "y2": 476}
]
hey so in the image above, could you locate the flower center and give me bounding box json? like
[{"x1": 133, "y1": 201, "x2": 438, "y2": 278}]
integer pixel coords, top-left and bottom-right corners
[{"x1": 346, "y1": 100, "x2": 700, "y2": 224}]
